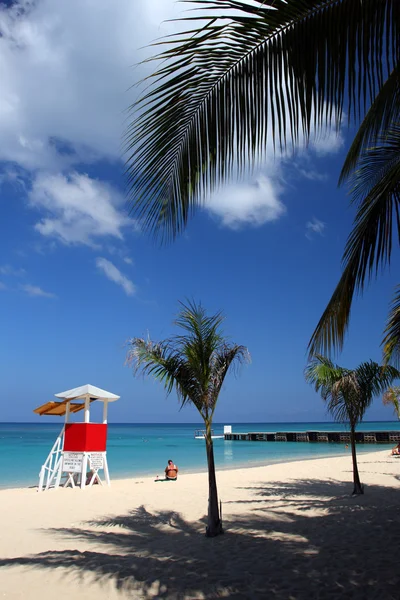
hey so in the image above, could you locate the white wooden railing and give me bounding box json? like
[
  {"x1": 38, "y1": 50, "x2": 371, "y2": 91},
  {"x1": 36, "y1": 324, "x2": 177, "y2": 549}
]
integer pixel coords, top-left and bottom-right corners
[{"x1": 38, "y1": 426, "x2": 65, "y2": 492}]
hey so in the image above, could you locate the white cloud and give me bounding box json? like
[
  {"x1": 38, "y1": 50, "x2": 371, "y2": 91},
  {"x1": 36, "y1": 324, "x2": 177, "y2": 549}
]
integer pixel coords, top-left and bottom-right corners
[
  {"x1": 0, "y1": 0, "x2": 179, "y2": 171},
  {"x1": 21, "y1": 284, "x2": 56, "y2": 298},
  {"x1": 96, "y1": 257, "x2": 136, "y2": 296},
  {"x1": 207, "y1": 175, "x2": 286, "y2": 229},
  {"x1": 306, "y1": 218, "x2": 326, "y2": 239},
  {"x1": 205, "y1": 122, "x2": 342, "y2": 228},
  {"x1": 29, "y1": 172, "x2": 134, "y2": 246},
  {"x1": 124, "y1": 257, "x2": 134, "y2": 265},
  {"x1": 0, "y1": 0, "x2": 344, "y2": 235}
]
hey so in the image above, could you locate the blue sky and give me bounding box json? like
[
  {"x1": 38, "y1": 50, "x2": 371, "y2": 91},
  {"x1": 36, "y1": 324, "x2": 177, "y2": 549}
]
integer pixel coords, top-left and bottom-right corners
[{"x1": 1, "y1": 0, "x2": 398, "y2": 424}]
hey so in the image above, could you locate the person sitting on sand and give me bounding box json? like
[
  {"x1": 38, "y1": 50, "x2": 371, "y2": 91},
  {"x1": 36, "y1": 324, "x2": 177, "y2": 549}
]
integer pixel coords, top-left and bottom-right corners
[
  {"x1": 165, "y1": 459, "x2": 178, "y2": 480},
  {"x1": 391, "y1": 442, "x2": 400, "y2": 456}
]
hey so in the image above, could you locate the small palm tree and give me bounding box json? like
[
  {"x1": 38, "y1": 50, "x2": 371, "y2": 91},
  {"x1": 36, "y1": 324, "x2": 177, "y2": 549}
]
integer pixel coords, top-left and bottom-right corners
[
  {"x1": 305, "y1": 355, "x2": 399, "y2": 495},
  {"x1": 383, "y1": 386, "x2": 400, "y2": 420},
  {"x1": 126, "y1": 300, "x2": 250, "y2": 537}
]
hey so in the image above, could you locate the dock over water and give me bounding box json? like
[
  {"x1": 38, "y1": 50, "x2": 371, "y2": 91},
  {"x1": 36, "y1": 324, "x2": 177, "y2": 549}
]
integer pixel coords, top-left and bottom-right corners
[{"x1": 224, "y1": 430, "x2": 400, "y2": 443}]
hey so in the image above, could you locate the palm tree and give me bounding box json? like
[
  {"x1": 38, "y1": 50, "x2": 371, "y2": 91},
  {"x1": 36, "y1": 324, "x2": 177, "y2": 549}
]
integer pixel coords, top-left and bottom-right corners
[
  {"x1": 383, "y1": 386, "x2": 400, "y2": 420},
  {"x1": 127, "y1": 0, "x2": 399, "y2": 241},
  {"x1": 305, "y1": 355, "x2": 399, "y2": 495},
  {"x1": 126, "y1": 300, "x2": 250, "y2": 537}
]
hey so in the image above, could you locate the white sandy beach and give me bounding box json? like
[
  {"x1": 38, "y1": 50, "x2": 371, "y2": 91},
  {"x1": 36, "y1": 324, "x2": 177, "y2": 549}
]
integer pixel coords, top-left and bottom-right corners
[{"x1": 0, "y1": 449, "x2": 399, "y2": 599}]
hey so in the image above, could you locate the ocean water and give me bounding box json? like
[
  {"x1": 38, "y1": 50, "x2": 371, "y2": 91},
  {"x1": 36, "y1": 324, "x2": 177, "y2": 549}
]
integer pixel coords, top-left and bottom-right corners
[{"x1": 0, "y1": 421, "x2": 399, "y2": 489}]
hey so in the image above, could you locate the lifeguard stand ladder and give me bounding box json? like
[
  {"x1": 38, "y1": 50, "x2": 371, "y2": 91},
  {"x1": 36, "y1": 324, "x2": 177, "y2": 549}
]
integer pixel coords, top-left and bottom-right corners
[{"x1": 34, "y1": 384, "x2": 120, "y2": 492}]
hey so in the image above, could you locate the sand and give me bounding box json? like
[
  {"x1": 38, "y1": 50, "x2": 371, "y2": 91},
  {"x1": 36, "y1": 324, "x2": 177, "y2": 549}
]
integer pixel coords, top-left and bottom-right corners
[{"x1": 0, "y1": 449, "x2": 399, "y2": 599}]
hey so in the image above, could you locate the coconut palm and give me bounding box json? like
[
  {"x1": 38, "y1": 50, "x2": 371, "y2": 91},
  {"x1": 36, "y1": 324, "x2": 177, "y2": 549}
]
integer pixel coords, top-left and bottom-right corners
[
  {"x1": 127, "y1": 0, "x2": 399, "y2": 241},
  {"x1": 126, "y1": 300, "x2": 249, "y2": 537},
  {"x1": 305, "y1": 355, "x2": 399, "y2": 494},
  {"x1": 383, "y1": 386, "x2": 400, "y2": 420}
]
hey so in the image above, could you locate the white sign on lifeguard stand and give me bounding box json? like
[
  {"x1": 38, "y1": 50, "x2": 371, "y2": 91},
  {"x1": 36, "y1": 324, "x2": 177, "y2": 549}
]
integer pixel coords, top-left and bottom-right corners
[{"x1": 34, "y1": 384, "x2": 120, "y2": 492}]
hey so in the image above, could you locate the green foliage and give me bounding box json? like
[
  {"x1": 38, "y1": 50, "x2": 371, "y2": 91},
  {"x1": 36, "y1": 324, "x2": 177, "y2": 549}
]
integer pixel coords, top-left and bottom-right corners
[
  {"x1": 126, "y1": 300, "x2": 250, "y2": 420},
  {"x1": 126, "y1": 0, "x2": 399, "y2": 241},
  {"x1": 309, "y1": 118, "x2": 400, "y2": 357},
  {"x1": 305, "y1": 355, "x2": 399, "y2": 426},
  {"x1": 382, "y1": 386, "x2": 400, "y2": 419},
  {"x1": 126, "y1": 0, "x2": 400, "y2": 362}
]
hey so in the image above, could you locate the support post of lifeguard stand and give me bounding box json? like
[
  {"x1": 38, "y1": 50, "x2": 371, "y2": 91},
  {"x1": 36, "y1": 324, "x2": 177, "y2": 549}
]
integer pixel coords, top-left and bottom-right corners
[
  {"x1": 103, "y1": 400, "x2": 108, "y2": 424},
  {"x1": 84, "y1": 395, "x2": 90, "y2": 423}
]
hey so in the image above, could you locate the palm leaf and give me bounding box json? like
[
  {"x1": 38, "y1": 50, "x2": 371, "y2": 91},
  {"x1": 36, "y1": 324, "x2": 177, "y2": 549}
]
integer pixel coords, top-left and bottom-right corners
[
  {"x1": 339, "y1": 65, "x2": 400, "y2": 184},
  {"x1": 382, "y1": 385, "x2": 400, "y2": 417},
  {"x1": 305, "y1": 355, "x2": 399, "y2": 425},
  {"x1": 309, "y1": 122, "x2": 400, "y2": 356},
  {"x1": 382, "y1": 286, "x2": 400, "y2": 366},
  {"x1": 126, "y1": 0, "x2": 400, "y2": 240},
  {"x1": 126, "y1": 300, "x2": 249, "y2": 417}
]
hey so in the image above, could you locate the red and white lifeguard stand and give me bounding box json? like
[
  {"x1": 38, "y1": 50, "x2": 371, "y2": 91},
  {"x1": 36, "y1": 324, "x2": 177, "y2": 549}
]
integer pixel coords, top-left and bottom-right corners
[{"x1": 34, "y1": 384, "x2": 120, "y2": 492}]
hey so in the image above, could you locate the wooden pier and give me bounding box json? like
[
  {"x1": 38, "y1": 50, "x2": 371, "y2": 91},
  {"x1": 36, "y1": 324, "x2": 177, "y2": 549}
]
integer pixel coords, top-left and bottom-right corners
[{"x1": 224, "y1": 430, "x2": 400, "y2": 444}]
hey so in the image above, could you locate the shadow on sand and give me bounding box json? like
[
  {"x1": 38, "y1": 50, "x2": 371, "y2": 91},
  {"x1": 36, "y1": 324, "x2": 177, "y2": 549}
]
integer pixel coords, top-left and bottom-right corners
[{"x1": 1, "y1": 477, "x2": 400, "y2": 598}]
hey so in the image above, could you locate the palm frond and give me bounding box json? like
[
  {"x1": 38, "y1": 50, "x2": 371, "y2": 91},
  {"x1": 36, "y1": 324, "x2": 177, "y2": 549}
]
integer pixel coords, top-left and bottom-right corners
[
  {"x1": 309, "y1": 122, "x2": 400, "y2": 356},
  {"x1": 305, "y1": 355, "x2": 399, "y2": 425},
  {"x1": 382, "y1": 286, "x2": 400, "y2": 366},
  {"x1": 354, "y1": 361, "x2": 399, "y2": 397},
  {"x1": 340, "y1": 65, "x2": 400, "y2": 184},
  {"x1": 208, "y1": 343, "x2": 250, "y2": 412},
  {"x1": 126, "y1": 301, "x2": 249, "y2": 418},
  {"x1": 305, "y1": 354, "x2": 345, "y2": 388},
  {"x1": 126, "y1": 0, "x2": 400, "y2": 240},
  {"x1": 126, "y1": 336, "x2": 207, "y2": 413},
  {"x1": 382, "y1": 385, "x2": 400, "y2": 418}
]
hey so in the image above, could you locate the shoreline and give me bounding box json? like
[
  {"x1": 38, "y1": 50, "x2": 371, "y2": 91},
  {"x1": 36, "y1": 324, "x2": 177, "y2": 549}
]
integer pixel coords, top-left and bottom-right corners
[{"x1": 0, "y1": 443, "x2": 394, "y2": 492}]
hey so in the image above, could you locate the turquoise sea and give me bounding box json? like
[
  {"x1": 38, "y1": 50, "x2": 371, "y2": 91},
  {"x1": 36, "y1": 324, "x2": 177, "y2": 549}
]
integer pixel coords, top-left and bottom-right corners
[{"x1": 1, "y1": 421, "x2": 399, "y2": 489}]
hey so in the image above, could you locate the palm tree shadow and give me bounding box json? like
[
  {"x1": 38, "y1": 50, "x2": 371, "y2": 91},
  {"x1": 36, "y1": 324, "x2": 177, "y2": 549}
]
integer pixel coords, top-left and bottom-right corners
[{"x1": 0, "y1": 480, "x2": 399, "y2": 598}]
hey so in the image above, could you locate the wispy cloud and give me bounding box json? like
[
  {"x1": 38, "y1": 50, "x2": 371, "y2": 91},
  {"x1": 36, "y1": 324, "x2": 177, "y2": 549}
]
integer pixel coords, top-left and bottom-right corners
[
  {"x1": 0, "y1": 265, "x2": 26, "y2": 277},
  {"x1": 124, "y1": 257, "x2": 134, "y2": 265},
  {"x1": 30, "y1": 172, "x2": 135, "y2": 247},
  {"x1": 21, "y1": 284, "x2": 56, "y2": 298},
  {"x1": 96, "y1": 257, "x2": 136, "y2": 296},
  {"x1": 306, "y1": 218, "x2": 326, "y2": 240},
  {"x1": 297, "y1": 168, "x2": 328, "y2": 182},
  {"x1": 0, "y1": 282, "x2": 7, "y2": 291}
]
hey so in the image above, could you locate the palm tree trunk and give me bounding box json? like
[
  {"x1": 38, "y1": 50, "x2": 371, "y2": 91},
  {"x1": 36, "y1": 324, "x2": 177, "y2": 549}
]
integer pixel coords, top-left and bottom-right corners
[
  {"x1": 205, "y1": 421, "x2": 223, "y2": 537},
  {"x1": 350, "y1": 426, "x2": 363, "y2": 495}
]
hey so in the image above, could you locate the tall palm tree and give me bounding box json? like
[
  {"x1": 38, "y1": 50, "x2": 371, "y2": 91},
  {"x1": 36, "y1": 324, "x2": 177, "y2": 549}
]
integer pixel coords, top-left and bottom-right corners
[
  {"x1": 305, "y1": 355, "x2": 398, "y2": 495},
  {"x1": 126, "y1": 300, "x2": 249, "y2": 537},
  {"x1": 127, "y1": 0, "x2": 399, "y2": 241},
  {"x1": 383, "y1": 386, "x2": 400, "y2": 420}
]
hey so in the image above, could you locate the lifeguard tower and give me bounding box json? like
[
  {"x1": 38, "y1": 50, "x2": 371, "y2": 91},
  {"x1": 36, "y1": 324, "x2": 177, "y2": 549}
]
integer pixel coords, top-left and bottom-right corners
[{"x1": 34, "y1": 384, "x2": 120, "y2": 492}]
